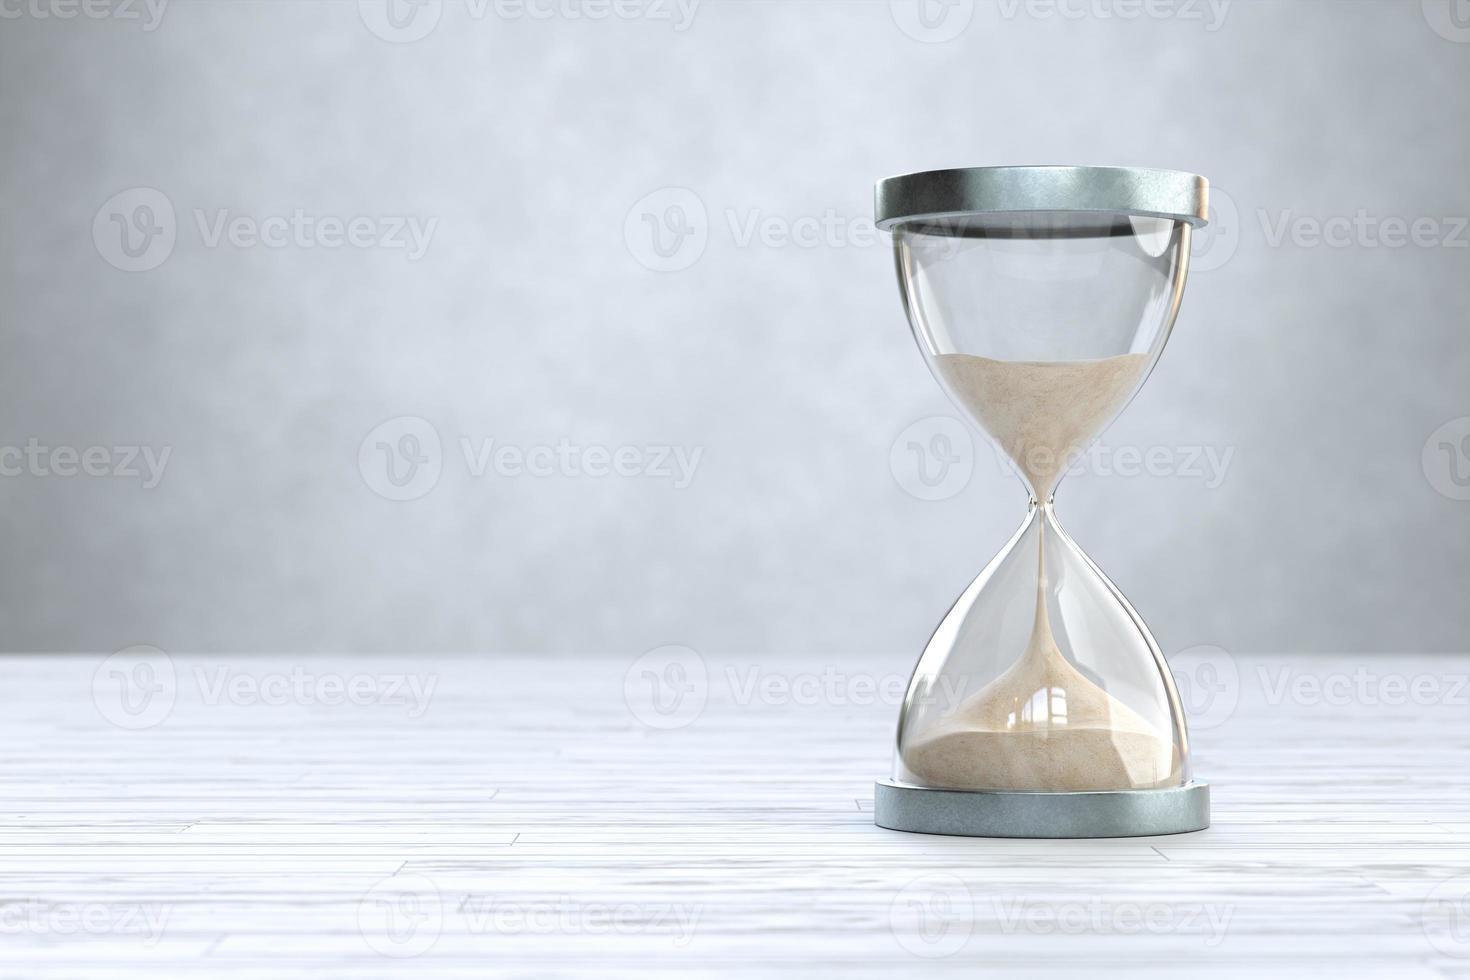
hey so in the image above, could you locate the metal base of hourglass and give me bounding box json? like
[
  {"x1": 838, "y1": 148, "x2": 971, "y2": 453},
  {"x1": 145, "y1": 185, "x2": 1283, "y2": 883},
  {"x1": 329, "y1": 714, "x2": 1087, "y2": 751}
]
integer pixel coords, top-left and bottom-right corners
[{"x1": 874, "y1": 779, "x2": 1210, "y2": 839}]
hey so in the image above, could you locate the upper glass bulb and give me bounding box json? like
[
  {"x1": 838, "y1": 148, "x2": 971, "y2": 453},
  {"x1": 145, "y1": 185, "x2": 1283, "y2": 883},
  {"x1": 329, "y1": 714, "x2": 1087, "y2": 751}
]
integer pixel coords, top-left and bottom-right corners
[{"x1": 895, "y1": 211, "x2": 1190, "y2": 500}]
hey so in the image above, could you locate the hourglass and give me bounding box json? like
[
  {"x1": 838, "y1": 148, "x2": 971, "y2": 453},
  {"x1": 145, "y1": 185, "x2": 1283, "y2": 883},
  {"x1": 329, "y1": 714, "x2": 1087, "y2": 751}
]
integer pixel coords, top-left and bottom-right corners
[{"x1": 873, "y1": 166, "x2": 1211, "y2": 838}]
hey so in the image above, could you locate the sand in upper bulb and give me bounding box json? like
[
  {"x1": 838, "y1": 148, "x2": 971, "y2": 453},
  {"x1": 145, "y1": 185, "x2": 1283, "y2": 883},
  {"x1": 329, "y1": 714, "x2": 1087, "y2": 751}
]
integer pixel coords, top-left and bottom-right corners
[
  {"x1": 932, "y1": 352, "x2": 1150, "y2": 499},
  {"x1": 900, "y1": 353, "x2": 1180, "y2": 792}
]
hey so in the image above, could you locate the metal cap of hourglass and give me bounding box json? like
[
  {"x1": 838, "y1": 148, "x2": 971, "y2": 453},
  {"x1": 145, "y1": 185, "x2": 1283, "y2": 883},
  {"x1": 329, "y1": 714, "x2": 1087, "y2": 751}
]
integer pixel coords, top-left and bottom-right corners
[
  {"x1": 873, "y1": 165, "x2": 1211, "y2": 839},
  {"x1": 875, "y1": 165, "x2": 1209, "y2": 230}
]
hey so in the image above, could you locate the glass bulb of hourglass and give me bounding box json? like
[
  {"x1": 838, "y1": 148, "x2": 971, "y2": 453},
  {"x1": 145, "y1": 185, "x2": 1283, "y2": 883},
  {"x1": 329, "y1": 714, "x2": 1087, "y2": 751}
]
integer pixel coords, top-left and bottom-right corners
[{"x1": 889, "y1": 206, "x2": 1195, "y2": 795}]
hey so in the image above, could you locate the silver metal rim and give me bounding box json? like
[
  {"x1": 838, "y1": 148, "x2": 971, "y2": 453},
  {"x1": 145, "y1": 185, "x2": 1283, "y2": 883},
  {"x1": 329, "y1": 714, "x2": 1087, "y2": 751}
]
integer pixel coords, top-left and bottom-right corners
[
  {"x1": 874, "y1": 779, "x2": 1210, "y2": 839},
  {"x1": 874, "y1": 165, "x2": 1209, "y2": 230}
]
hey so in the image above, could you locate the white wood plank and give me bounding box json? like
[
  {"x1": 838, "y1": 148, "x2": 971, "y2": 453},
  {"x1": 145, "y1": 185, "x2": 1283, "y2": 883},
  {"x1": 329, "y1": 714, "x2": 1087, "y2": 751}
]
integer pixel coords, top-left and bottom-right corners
[{"x1": 1, "y1": 651, "x2": 1467, "y2": 977}]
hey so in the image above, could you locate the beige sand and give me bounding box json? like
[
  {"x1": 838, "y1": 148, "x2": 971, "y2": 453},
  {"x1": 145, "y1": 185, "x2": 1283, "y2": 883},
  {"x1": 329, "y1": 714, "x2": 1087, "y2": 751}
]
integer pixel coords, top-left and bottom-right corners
[
  {"x1": 902, "y1": 352, "x2": 1178, "y2": 792},
  {"x1": 933, "y1": 353, "x2": 1149, "y2": 498}
]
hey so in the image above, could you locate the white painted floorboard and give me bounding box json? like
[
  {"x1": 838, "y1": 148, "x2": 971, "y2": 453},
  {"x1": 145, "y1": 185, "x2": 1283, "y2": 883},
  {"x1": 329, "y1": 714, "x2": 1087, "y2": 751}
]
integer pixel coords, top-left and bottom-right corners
[{"x1": 2, "y1": 651, "x2": 1468, "y2": 977}]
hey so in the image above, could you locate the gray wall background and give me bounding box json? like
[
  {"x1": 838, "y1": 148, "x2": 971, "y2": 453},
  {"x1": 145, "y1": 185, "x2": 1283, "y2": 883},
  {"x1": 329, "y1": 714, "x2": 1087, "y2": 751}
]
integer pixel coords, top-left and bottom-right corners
[{"x1": 0, "y1": 0, "x2": 1466, "y2": 656}]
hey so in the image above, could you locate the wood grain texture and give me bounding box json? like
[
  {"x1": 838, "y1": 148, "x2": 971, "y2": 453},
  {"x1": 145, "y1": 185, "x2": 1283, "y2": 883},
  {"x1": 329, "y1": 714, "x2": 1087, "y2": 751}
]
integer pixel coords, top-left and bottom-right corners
[{"x1": 1, "y1": 650, "x2": 1468, "y2": 978}]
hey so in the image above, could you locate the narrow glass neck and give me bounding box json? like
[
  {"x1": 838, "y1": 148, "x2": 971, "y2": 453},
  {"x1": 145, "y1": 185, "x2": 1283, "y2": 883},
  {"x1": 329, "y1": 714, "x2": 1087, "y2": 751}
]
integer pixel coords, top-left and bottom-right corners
[{"x1": 1027, "y1": 493, "x2": 1058, "y2": 515}]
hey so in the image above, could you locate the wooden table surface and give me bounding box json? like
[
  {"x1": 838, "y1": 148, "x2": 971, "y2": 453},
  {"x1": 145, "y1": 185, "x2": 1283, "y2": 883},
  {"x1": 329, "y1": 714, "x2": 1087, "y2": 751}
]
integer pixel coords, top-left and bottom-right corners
[{"x1": 2, "y1": 649, "x2": 1468, "y2": 978}]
